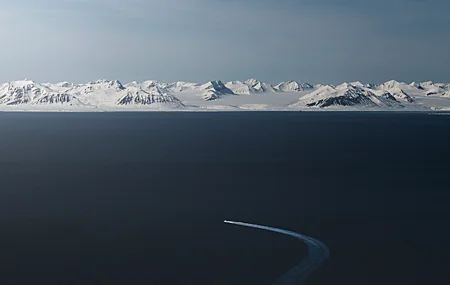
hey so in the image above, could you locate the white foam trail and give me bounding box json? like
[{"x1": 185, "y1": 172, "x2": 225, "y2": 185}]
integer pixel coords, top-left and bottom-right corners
[{"x1": 224, "y1": 220, "x2": 329, "y2": 285}]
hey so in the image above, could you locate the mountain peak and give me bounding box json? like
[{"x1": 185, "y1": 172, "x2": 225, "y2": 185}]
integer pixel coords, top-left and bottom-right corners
[
  {"x1": 243, "y1": 79, "x2": 275, "y2": 93},
  {"x1": 88, "y1": 79, "x2": 124, "y2": 88},
  {"x1": 349, "y1": 81, "x2": 370, "y2": 88},
  {"x1": 295, "y1": 83, "x2": 406, "y2": 109},
  {"x1": 200, "y1": 80, "x2": 233, "y2": 100},
  {"x1": 9, "y1": 79, "x2": 38, "y2": 87},
  {"x1": 275, "y1": 81, "x2": 313, "y2": 92},
  {"x1": 245, "y1": 78, "x2": 260, "y2": 85},
  {"x1": 0, "y1": 78, "x2": 448, "y2": 110},
  {"x1": 410, "y1": 82, "x2": 424, "y2": 90},
  {"x1": 336, "y1": 82, "x2": 360, "y2": 90},
  {"x1": 380, "y1": 80, "x2": 407, "y2": 90}
]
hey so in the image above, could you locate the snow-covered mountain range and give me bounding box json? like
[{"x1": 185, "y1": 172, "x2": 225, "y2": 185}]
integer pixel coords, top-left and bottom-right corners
[{"x1": 1, "y1": 78, "x2": 450, "y2": 111}]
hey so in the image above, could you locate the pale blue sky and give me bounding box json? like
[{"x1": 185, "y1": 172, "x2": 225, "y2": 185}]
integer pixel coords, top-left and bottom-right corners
[{"x1": 1, "y1": 0, "x2": 449, "y2": 84}]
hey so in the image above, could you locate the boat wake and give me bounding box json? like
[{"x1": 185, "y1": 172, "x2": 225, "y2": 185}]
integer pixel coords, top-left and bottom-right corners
[{"x1": 224, "y1": 220, "x2": 329, "y2": 285}]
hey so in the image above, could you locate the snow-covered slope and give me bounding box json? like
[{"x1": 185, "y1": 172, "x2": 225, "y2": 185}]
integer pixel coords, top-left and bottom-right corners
[
  {"x1": 379, "y1": 80, "x2": 409, "y2": 90},
  {"x1": 42, "y1": 82, "x2": 76, "y2": 93},
  {"x1": 377, "y1": 79, "x2": 450, "y2": 98},
  {"x1": 0, "y1": 80, "x2": 83, "y2": 106},
  {"x1": 348, "y1": 81, "x2": 364, "y2": 88},
  {"x1": 420, "y1": 81, "x2": 447, "y2": 95},
  {"x1": 421, "y1": 81, "x2": 439, "y2": 89},
  {"x1": 410, "y1": 82, "x2": 424, "y2": 90},
  {"x1": 225, "y1": 81, "x2": 256, "y2": 95},
  {"x1": 1, "y1": 78, "x2": 450, "y2": 111},
  {"x1": 292, "y1": 83, "x2": 403, "y2": 109},
  {"x1": 224, "y1": 79, "x2": 286, "y2": 94},
  {"x1": 117, "y1": 86, "x2": 184, "y2": 108},
  {"x1": 373, "y1": 87, "x2": 414, "y2": 103},
  {"x1": 139, "y1": 80, "x2": 176, "y2": 94},
  {"x1": 198, "y1": 80, "x2": 233, "y2": 101},
  {"x1": 391, "y1": 88, "x2": 414, "y2": 102},
  {"x1": 169, "y1": 81, "x2": 200, "y2": 92},
  {"x1": 0, "y1": 80, "x2": 43, "y2": 104},
  {"x1": 244, "y1": 79, "x2": 277, "y2": 93},
  {"x1": 64, "y1": 79, "x2": 125, "y2": 106},
  {"x1": 275, "y1": 81, "x2": 313, "y2": 92}
]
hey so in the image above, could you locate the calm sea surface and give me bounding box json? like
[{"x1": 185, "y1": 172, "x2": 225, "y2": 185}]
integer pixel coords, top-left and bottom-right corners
[{"x1": 0, "y1": 112, "x2": 449, "y2": 285}]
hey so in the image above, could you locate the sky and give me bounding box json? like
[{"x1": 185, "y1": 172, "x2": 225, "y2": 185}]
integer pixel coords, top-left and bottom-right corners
[{"x1": 1, "y1": 0, "x2": 449, "y2": 85}]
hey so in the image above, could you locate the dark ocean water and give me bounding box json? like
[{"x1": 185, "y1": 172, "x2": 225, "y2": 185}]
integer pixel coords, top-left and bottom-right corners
[{"x1": 0, "y1": 112, "x2": 449, "y2": 285}]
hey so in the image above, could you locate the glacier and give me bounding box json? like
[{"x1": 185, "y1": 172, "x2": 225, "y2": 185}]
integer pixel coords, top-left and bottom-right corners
[{"x1": 1, "y1": 78, "x2": 450, "y2": 111}]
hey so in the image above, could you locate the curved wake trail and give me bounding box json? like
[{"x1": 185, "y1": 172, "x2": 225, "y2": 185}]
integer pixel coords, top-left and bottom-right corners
[{"x1": 224, "y1": 220, "x2": 329, "y2": 285}]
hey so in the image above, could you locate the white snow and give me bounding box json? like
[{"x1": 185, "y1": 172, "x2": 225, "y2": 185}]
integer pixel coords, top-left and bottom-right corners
[
  {"x1": 275, "y1": 81, "x2": 313, "y2": 92},
  {"x1": 225, "y1": 81, "x2": 256, "y2": 95},
  {"x1": 244, "y1": 79, "x2": 277, "y2": 93},
  {"x1": 291, "y1": 83, "x2": 420, "y2": 110},
  {"x1": 373, "y1": 87, "x2": 413, "y2": 102},
  {"x1": 117, "y1": 86, "x2": 184, "y2": 108},
  {"x1": 379, "y1": 80, "x2": 408, "y2": 90},
  {"x1": 195, "y1": 80, "x2": 234, "y2": 101},
  {"x1": 1, "y1": 78, "x2": 450, "y2": 111}
]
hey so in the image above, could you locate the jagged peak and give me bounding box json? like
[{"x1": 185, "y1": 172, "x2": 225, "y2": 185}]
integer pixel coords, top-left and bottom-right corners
[
  {"x1": 420, "y1": 80, "x2": 434, "y2": 86},
  {"x1": 89, "y1": 78, "x2": 122, "y2": 85},
  {"x1": 393, "y1": 87, "x2": 408, "y2": 94},
  {"x1": 8, "y1": 79, "x2": 39, "y2": 87},
  {"x1": 349, "y1": 81, "x2": 364, "y2": 87},
  {"x1": 201, "y1": 80, "x2": 227, "y2": 90},
  {"x1": 336, "y1": 82, "x2": 361, "y2": 90},
  {"x1": 315, "y1": 84, "x2": 336, "y2": 90},
  {"x1": 227, "y1": 80, "x2": 244, "y2": 85},
  {"x1": 55, "y1": 81, "x2": 73, "y2": 88},
  {"x1": 245, "y1": 78, "x2": 260, "y2": 85},
  {"x1": 381, "y1": 80, "x2": 406, "y2": 88},
  {"x1": 125, "y1": 81, "x2": 139, "y2": 86},
  {"x1": 384, "y1": 79, "x2": 404, "y2": 84},
  {"x1": 87, "y1": 79, "x2": 124, "y2": 90},
  {"x1": 275, "y1": 80, "x2": 313, "y2": 91}
]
